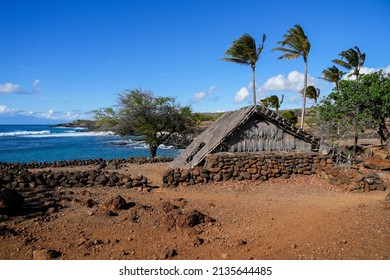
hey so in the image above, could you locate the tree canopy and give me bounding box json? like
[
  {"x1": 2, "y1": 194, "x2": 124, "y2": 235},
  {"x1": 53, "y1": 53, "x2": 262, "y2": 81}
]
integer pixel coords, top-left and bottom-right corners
[
  {"x1": 117, "y1": 88, "x2": 195, "y2": 158},
  {"x1": 260, "y1": 94, "x2": 284, "y2": 112},
  {"x1": 301, "y1": 86, "x2": 320, "y2": 105},
  {"x1": 315, "y1": 71, "x2": 390, "y2": 156}
]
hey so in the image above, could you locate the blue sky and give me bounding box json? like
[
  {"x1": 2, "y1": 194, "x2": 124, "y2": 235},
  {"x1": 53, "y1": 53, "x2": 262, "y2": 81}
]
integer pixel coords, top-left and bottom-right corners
[{"x1": 1, "y1": 0, "x2": 389, "y2": 124}]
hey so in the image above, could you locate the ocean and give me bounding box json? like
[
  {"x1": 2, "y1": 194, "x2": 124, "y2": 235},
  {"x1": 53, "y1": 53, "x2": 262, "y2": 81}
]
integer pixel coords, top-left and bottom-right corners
[{"x1": 0, "y1": 125, "x2": 180, "y2": 163}]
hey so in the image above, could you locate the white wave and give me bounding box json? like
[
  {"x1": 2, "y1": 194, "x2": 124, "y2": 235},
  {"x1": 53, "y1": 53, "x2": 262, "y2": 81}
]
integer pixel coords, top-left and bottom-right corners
[
  {"x1": 56, "y1": 126, "x2": 88, "y2": 130},
  {"x1": 0, "y1": 130, "x2": 51, "y2": 137},
  {"x1": 159, "y1": 144, "x2": 175, "y2": 149},
  {"x1": 26, "y1": 131, "x2": 115, "y2": 138}
]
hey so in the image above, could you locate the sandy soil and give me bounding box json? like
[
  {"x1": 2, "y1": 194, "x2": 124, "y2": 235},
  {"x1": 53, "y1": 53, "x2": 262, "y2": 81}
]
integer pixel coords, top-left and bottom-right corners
[{"x1": 1, "y1": 163, "x2": 389, "y2": 260}]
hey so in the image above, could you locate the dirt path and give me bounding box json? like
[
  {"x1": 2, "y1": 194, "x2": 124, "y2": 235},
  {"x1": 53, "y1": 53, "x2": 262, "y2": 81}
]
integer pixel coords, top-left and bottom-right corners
[{"x1": 1, "y1": 163, "x2": 389, "y2": 260}]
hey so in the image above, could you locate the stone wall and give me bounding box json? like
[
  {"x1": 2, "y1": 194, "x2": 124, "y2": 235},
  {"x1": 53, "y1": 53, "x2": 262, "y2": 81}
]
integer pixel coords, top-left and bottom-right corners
[
  {"x1": 0, "y1": 156, "x2": 173, "y2": 170},
  {"x1": 163, "y1": 152, "x2": 334, "y2": 187},
  {"x1": 163, "y1": 152, "x2": 388, "y2": 192},
  {"x1": 0, "y1": 157, "x2": 175, "y2": 190},
  {"x1": 0, "y1": 168, "x2": 149, "y2": 189}
]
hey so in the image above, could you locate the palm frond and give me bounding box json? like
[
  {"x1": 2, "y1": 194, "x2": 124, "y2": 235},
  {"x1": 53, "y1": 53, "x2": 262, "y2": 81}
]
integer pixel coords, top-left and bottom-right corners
[
  {"x1": 331, "y1": 59, "x2": 352, "y2": 70},
  {"x1": 332, "y1": 46, "x2": 366, "y2": 77},
  {"x1": 221, "y1": 57, "x2": 250, "y2": 65},
  {"x1": 272, "y1": 24, "x2": 310, "y2": 61}
]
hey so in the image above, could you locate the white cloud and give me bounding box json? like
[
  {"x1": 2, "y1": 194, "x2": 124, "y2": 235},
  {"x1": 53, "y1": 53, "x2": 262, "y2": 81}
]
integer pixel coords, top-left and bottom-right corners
[
  {"x1": 0, "y1": 104, "x2": 18, "y2": 115},
  {"x1": 0, "y1": 80, "x2": 43, "y2": 94},
  {"x1": 191, "y1": 91, "x2": 207, "y2": 103},
  {"x1": 0, "y1": 83, "x2": 21, "y2": 94},
  {"x1": 0, "y1": 105, "x2": 9, "y2": 113},
  {"x1": 190, "y1": 86, "x2": 217, "y2": 103},
  {"x1": 33, "y1": 79, "x2": 42, "y2": 92},
  {"x1": 0, "y1": 105, "x2": 92, "y2": 121},
  {"x1": 34, "y1": 109, "x2": 91, "y2": 121},
  {"x1": 262, "y1": 71, "x2": 316, "y2": 92},
  {"x1": 343, "y1": 65, "x2": 390, "y2": 80},
  {"x1": 234, "y1": 87, "x2": 250, "y2": 103}
]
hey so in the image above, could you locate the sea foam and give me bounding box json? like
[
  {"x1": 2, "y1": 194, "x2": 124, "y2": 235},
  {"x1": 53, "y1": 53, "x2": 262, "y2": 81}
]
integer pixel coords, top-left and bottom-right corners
[{"x1": 0, "y1": 130, "x2": 51, "y2": 137}]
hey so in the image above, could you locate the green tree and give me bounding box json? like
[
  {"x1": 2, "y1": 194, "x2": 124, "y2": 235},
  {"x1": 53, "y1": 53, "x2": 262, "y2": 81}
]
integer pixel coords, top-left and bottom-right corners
[
  {"x1": 332, "y1": 46, "x2": 366, "y2": 78},
  {"x1": 300, "y1": 86, "x2": 320, "y2": 105},
  {"x1": 117, "y1": 88, "x2": 195, "y2": 158},
  {"x1": 281, "y1": 110, "x2": 298, "y2": 125},
  {"x1": 319, "y1": 65, "x2": 344, "y2": 92},
  {"x1": 315, "y1": 71, "x2": 390, "y2": 156},
  {"x1": 222, "y1": 33, "x2": 266, "y2": 105},
  {"x1": 272, "y1": 24, "x2": 311, "y2": 129},
  {"x1": 260, "y1": 94, "x2": 284, "y2": 112},
  {"x1": 93, "y1": 107, "x2": 119, "y2": 127},
  {"x1": 357, "y1": 71, "x2": 390, "y2": 156}
]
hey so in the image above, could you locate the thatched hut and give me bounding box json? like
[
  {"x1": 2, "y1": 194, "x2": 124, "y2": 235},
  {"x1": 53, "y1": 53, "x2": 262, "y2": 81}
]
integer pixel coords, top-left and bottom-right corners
[{"x1": 171, "y1": 105, "x2": 320, "y2": 169}]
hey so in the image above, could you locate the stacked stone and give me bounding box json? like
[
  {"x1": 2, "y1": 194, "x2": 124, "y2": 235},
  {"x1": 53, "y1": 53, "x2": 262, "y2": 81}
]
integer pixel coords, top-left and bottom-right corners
[
  {"x1": 320, "y1": 168, "x2": 388, "y2": 192},
  {"x1": 0, "y1": 169, "x2": 149, "y2": 189},
  {"x1": 0, "y1": 156, "x2": 173, "y2": 170},
  {"x1": 163, "y1": 152, "x2": 334, "y2": 187}
]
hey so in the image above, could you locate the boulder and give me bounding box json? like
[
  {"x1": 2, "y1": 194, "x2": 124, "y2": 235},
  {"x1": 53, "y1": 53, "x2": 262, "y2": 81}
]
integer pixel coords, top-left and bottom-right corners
[
  {"x1": 363, "y1": 156, "x2": 390, "y2": 170},
  {"x1": 0, "y1": 188, "x2": 24, "y2": 215},
  {"x1": 103, "y1": 195, "x2": 127, "y2": 211}
]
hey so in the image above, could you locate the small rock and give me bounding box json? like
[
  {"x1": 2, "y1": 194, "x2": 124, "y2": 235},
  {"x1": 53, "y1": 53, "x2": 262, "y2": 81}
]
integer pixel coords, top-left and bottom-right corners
[
  {"x1": 191, "y1": 236, "x2": 204, "y2": 247},
  {"x1": 385, "y1": 192, "x2": 390, "y2": 204},
  {"x1": 235, "y1": 239, "x2": 247, "y2": 246},
  {"x1": 376, "y1": 184, "x2": 386, "y2": 191},
  {"x1": 32, "y1": 248, "x2": 62, "y2": 260},
  {"x1": 363, "y1": 156, "x2": 390, "y2": 170},
  {"x1": 363, "y1": 178, "x2": 375, "y2": 185},
  {"x1": 103, "y1": 195, "x2": 127, "y2": 211},
  {"x1": 221, "y1": 253, "x2": 230, "y2": 260},
  {"x1": 177, "y1": 210, "x2": 215, "y2": 229}
]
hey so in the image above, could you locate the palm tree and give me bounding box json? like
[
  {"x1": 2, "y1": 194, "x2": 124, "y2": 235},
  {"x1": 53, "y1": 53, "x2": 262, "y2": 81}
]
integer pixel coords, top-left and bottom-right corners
[
  {"x1": 319, "y1": 65, "x2": 344, "y2": 92},
  {"x1": 260, "y1": 94, "x2": 284, "y2": 112},
  {"x1": 222, "y1": 33, "x2": 266, "y2": 105},
  {"x1": 272, "y1": 24, "x2": 311, "y2": 129},
  {"x1": 300, "y1": 86, "x2": 320, "y2": 105},
  {"x1": 332, "y1": 46, "x2": 366, "y2": 78}
]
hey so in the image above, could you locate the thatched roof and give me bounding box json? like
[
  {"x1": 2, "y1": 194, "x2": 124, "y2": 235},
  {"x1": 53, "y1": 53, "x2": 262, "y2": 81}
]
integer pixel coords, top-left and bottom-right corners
[{"x1": 171, "y1": 105, "x2": 320, "y2": 169}]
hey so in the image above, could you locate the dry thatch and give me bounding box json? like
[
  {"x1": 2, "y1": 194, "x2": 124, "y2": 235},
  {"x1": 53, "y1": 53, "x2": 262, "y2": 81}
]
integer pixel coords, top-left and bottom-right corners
[{"x1": 171, "y1": 105, "x2": 320, "y2": 169}]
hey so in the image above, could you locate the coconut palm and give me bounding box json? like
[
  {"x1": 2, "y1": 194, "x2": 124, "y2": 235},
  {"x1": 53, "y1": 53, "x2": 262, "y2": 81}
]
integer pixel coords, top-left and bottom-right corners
[
  {"x1": 300, "y1": 86, "x2": 320, "y2": 105},
  {"x1": 332, "y1": 46, "x2": 366, "y2": 78},
  {"x1": 222, "y1": 33, "x2": 266, "y2": 105},
  {"x1": 272, "y1": 24, "x2": 311, "y2": 129},
  {"x1": 319, "y1": 65, "x2": 344, "y2": 92},
  {"x1": 260, "y1": 94, "x2": 284, "y2": 112}
]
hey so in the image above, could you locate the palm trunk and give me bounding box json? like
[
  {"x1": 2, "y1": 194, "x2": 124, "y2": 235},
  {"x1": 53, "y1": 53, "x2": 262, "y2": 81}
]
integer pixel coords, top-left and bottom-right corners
[
  {"x1": 300, "y1": 60, "x2": 308, "y2": 129},
  {"x1": 252, "y1": 66, "x2": 256, "y2": 105}
]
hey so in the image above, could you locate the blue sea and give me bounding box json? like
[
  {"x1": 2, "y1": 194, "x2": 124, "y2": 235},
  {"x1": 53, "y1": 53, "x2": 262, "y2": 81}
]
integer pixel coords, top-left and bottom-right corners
[{"x1": 0, "y1": 125, "x2": 180, "y2": 163}]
